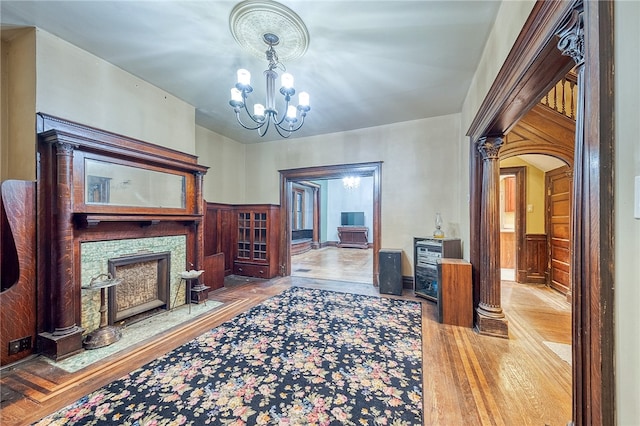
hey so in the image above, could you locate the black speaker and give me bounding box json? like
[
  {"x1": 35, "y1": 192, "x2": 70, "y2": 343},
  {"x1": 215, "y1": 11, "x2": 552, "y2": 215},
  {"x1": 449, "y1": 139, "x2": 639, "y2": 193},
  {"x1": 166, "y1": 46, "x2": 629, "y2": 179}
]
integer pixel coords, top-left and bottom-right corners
[{"x1": 379, "y1": 249, "x2": 403, "y2": 295}]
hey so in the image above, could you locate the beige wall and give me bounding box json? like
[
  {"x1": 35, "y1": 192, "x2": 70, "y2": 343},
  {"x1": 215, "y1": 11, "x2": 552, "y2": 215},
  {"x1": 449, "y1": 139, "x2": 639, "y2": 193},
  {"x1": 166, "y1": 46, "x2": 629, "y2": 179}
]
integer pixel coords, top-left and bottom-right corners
[
  {"x1": 614, "y1": 1, "x2": 640, "y2": 423},
  {"x1": 195, "y1": 125, "x2": 246, "y2": 204},
  {"x1": 0, "y1": 28, "x2": 36, "y2": 181},
  {"x1": 459, "y1": 0, "x2": 536, "y2": 259},
  {"x1": 35, "y1": 29, "x2": 195, "y2": 155},
  {"x1": 499, "y1": 157, "x2": 546, "y2": 234},
  {"x1": 237, "y1": 114, "x2": 463, "y2": 275}
]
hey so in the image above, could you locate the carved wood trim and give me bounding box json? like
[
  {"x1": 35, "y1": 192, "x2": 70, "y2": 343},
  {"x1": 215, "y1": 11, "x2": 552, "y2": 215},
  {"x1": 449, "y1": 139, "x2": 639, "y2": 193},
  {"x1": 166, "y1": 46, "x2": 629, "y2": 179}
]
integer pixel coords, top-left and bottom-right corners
[{"x1": 37, "y1": 114, "x2": 207, "y2": 174}]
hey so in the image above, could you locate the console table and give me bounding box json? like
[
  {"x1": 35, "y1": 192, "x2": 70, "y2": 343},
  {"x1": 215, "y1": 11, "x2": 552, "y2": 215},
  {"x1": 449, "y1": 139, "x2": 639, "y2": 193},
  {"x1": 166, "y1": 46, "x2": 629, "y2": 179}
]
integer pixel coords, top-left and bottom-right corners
[{"x1": 337, "y1": 226, "x2": 369, "y2": 249}]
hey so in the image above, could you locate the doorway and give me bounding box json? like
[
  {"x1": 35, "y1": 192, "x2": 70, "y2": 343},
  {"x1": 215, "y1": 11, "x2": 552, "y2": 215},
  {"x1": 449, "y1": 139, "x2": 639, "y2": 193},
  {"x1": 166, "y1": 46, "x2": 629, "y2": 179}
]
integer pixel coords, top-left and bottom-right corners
[
  {"x1": 467, "y1": 2, "x2": 614, "y2": 421},
  {"x1": 279, "y1": 162, "x2": 382, "y2": 284}
]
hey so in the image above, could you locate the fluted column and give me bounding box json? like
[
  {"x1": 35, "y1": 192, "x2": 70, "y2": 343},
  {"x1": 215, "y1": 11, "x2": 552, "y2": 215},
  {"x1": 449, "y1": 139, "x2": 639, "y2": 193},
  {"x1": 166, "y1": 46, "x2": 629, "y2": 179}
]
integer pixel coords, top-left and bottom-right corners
[
  {"x1": 475, "y1": 136, "x2": 508, "y2": 337},
  {"x1": 194, "y1": 171, "x2": 205, "y2": 270},
  {"x1": 53, "y1": 142, "x2": 80, "y2": 335},
  {"x1": 38, "y1": 140, "x2": 84, "y2": 360}
]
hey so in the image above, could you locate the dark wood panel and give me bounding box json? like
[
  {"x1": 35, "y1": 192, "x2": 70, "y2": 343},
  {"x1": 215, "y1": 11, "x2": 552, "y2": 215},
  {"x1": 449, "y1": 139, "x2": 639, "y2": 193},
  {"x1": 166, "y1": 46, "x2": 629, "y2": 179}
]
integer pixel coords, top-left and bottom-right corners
[
  {"x1": 204, "y1": 203, "x2": 235, "y2": 275},
  {"x1": 523, "y1": 234, "x2": 547, "y2": 284},
  {"x1": 202, "y1": 253, "x2": 225, "y2": 291},
  {"x1": 1, "y1": 181, "x2": 37, "y2": 366},
  {"x1": 546, "y1": 166, "x2": 572, "y2": 295}
]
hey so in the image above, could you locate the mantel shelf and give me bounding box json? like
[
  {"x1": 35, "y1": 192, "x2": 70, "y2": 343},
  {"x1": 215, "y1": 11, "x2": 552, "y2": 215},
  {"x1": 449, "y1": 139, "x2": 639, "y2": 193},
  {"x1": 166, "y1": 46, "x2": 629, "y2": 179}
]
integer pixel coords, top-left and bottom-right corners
[{"x1": 74, "y1": 213, "x2": 202, "y2": 228}]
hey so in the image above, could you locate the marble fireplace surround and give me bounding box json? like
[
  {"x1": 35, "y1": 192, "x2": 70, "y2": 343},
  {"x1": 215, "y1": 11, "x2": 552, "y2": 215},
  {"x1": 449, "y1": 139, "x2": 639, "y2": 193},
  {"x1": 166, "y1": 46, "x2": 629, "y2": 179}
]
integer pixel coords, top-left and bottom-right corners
[{"x1": 80, "y1": 236, "x2": 186, "y2": 333}]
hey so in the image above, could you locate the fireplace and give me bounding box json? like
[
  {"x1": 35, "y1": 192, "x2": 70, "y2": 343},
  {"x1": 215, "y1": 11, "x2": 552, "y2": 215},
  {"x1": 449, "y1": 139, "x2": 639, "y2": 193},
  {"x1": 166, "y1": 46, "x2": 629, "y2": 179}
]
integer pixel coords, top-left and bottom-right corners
[{"x1": 107, "y1": 252, "x2": 171, "y2": 324}]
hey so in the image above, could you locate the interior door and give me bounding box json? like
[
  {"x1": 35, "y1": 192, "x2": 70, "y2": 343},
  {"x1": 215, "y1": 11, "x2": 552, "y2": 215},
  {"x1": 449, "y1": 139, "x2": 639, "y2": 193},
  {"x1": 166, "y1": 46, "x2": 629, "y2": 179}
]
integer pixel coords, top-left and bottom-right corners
[{"x1": 546, "y1": 165, "x2": 572, "y2": 294}]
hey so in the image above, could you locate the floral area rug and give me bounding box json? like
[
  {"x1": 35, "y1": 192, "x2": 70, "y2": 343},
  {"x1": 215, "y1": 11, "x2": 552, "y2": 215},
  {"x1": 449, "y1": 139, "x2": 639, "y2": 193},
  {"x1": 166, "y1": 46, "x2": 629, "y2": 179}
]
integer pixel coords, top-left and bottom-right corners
[{"x1": 35, "y1": 286, "x2": 423, "y2": 425}]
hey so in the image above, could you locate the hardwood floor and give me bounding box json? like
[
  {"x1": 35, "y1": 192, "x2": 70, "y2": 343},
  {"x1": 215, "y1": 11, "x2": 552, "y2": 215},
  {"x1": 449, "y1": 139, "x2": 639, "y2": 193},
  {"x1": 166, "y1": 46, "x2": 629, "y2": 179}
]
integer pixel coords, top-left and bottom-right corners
[
  {"x1": 0, "y1": 248, "x2": 571, "y2": 425},
  {"x1": 291, "y1": 246, "x2": 374, "y2": 283}
]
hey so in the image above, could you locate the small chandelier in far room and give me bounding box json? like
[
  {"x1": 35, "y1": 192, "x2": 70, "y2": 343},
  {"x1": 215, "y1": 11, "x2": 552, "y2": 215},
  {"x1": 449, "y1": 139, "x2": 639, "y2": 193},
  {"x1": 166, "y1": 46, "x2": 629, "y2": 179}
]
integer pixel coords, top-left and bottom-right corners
[
  {"x1": 343, "y1": 176, "x2": 361, "y2": 190},
  {"x1": 228, "y1": 1, "x2": 311, "y2": 138}
]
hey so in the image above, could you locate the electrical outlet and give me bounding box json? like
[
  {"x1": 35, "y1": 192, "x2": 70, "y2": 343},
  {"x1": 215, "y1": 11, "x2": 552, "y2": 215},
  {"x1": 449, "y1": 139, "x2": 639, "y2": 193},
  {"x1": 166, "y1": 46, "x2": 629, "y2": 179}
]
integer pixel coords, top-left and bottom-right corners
[
  {"x1": 19, "y1": 336, "x2": 32, "y2": 351},
  {"x1": 8, "y1": 340, "x2": 21, "y2": 355},
  {"x1": 7, "y1": 337, "x2": 32, "y2": 355}
]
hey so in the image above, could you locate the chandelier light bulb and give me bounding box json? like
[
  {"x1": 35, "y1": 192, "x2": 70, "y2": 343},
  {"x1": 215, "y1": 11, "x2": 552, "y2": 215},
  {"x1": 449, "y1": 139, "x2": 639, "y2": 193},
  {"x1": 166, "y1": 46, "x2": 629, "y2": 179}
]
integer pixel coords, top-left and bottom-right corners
[
  {"x1": 254, "y1": 104, "x2": 265, "y2": 118},
  {"x1": 230, "y1": 88, "x2": 243, "y2": 103},
  {"x1": 237, "y1": 69, "x2": 251, "y2": 86},
  {"x1": 281, "y1": 73, "x2": 294, "y2": 89},
  {"x1": 286, "y1": 105, "x2": 297, "y2": 120},
  {"x1": 298, "y1": 91, "x2": 310, "y2": 107}
]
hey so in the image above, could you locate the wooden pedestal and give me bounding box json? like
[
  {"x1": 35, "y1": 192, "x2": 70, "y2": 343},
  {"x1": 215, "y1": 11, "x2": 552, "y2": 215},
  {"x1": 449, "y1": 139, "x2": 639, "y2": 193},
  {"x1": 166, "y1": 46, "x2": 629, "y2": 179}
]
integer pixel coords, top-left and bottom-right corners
[{"x1": 437, "y1": 258, "x2": 473, "y2": 327}]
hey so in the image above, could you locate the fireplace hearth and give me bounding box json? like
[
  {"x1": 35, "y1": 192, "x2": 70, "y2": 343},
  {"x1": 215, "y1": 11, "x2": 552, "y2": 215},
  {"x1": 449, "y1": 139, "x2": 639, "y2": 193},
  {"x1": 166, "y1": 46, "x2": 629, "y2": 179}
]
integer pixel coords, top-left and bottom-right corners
[{"x1": 107, "y1": 252, "x2": 171, "y2": 324}]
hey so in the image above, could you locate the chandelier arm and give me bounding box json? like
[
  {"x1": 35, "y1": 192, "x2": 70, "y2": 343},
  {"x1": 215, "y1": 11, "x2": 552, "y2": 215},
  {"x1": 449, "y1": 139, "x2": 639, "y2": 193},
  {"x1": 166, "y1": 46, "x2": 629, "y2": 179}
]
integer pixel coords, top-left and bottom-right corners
[
  {"x1": 274, "y1": 113, "x2": 306, "y2": 134},
  {"x1": 273, "y1": 123, "x2": 293, "y2": 138},
  {"x1": 257, "y1": 115, "x2": 273, "y2": 137},
  {"x1": 234, "y1": 110, "x2": 266, "y2": 131},
  {"x1": 272, "y1": 99, "x2": 291, "y2": 127}
]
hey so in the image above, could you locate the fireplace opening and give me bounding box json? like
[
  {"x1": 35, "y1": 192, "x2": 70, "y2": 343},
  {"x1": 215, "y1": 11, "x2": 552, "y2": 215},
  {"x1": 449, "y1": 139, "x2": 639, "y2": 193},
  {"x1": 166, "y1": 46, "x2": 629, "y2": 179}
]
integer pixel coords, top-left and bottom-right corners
[{"x1": 107, "y1": 251, "x2": 171, "y2": 324}]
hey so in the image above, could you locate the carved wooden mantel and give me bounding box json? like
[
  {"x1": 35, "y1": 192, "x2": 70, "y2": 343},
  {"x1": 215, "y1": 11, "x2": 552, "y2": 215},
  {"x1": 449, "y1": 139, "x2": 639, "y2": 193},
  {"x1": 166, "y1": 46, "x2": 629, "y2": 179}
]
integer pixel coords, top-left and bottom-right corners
[{"x1": 36, "y1": 113, "x2": 209, "y2": 360}]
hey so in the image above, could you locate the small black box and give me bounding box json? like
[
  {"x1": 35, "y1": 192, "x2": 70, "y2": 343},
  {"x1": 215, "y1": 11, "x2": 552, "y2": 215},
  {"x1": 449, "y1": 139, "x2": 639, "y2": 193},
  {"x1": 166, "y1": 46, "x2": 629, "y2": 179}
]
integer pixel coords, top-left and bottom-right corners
[{"x1": 379, "y1": 249, "x2": 403, "y2": 295}]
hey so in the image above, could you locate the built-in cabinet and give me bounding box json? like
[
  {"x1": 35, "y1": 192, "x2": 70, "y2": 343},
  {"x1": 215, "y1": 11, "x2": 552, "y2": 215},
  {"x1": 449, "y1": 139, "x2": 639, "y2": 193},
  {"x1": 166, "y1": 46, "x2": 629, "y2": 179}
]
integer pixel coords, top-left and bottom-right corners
[
  {"x1": 233, "y1": 205, "x2": 280, "y2": 278},
  {"x1": 205, "y1": 203, "x2": 281, "y2": 280}
]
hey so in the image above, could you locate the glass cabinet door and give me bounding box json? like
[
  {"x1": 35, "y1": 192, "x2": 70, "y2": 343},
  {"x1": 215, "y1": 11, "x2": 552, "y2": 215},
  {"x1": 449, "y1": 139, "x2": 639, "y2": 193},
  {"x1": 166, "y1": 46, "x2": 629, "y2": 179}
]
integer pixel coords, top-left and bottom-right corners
[
  {"x1": 237, "y1": 212, "x2": 251, "y2": 259},
  {"x1": 253, "y1": 212, "x2": 268, "y2": 260}
]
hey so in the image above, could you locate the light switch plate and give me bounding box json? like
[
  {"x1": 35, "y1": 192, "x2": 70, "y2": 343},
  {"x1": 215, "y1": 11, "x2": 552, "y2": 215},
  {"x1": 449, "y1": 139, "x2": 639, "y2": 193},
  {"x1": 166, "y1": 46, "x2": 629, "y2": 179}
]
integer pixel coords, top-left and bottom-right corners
[{"x1": 635, "y1": 176, "x2": 640, "y2": 219}]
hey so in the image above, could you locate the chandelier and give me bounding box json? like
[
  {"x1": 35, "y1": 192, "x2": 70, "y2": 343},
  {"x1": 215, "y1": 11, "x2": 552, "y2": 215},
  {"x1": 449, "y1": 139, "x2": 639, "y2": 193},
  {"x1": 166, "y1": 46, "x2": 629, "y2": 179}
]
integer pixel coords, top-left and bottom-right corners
[
  {"x1": 342, "y1": 176, "x2": 361, "y2": 190},
  {"x1": 229, "y1": 33, "x2": 310, "y2": 138}
]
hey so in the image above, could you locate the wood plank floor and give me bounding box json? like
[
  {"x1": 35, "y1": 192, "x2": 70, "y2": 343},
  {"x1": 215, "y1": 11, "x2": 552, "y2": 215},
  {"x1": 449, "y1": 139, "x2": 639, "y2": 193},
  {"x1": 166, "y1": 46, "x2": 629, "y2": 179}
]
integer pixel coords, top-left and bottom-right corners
[{"x1": 0, "y1": 248, "x2": 572, "y2": 425}]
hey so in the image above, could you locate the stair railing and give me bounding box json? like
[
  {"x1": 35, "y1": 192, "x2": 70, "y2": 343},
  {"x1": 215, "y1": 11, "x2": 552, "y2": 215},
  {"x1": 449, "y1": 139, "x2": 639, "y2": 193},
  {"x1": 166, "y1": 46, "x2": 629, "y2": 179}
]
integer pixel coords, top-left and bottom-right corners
[{"x1": 540, "y1": 74, "x2": 578, "y2": 120}]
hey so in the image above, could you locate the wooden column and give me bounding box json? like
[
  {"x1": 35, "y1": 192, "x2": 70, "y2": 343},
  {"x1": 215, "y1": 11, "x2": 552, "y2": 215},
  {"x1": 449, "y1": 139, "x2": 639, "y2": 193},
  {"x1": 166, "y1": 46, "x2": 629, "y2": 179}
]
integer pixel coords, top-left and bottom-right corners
[
  {"x1": 312, "y1": 186, "x2": 320, "y2": 249},
  {"x1": 194, "y1": 171, "x2": 204, "y2": 270},
  {"x1": 475, "y1": 136, "x2": 508, "y2": 338},
  {"x1": 37, "y1": 140, "x2": 84, "y2": 360}
]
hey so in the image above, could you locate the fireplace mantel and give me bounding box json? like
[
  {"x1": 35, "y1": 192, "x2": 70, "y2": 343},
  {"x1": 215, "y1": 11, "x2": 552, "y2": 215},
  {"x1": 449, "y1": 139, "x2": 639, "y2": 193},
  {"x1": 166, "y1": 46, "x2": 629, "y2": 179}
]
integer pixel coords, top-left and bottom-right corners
[{"x1": 36, "y1": 113, "x2": 209, "y2": 360}]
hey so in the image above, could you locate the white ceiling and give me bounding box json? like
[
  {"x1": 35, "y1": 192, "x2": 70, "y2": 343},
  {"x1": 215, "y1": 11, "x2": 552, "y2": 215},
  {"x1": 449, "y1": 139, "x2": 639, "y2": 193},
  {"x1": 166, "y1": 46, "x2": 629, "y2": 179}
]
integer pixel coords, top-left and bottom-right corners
[{"x1": 0, "y1": 0, "x2": 502, "y2": 143}]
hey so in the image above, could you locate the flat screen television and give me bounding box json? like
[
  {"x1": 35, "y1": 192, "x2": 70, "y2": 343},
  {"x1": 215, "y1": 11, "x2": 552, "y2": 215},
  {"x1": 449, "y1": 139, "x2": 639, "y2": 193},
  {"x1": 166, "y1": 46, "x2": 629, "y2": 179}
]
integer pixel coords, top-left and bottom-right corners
[{"x1": 341, "y1": 211, "x2": 365, "y2": 226}]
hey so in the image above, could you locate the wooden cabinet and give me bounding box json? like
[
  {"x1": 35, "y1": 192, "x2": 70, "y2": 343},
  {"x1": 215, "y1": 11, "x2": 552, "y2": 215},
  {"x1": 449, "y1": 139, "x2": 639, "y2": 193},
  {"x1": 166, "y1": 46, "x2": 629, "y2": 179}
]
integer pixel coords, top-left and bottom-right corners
[
  {"x1": 437, "y1": 258, "x2": 473, "y2": 327},
  {"x1": 233, "y1": 205, "x2": 280, "y2": 279},
  {"x1": 337, "y1": 226, "x2": 369, "y2": 249}
]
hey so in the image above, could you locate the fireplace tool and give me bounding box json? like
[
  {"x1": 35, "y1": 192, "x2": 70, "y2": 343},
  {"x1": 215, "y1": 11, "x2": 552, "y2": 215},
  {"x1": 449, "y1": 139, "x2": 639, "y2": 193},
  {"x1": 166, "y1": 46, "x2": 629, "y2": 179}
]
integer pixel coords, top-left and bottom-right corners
[{"x1": 81, "y1": 273, "x2": 123, "y2": 350}]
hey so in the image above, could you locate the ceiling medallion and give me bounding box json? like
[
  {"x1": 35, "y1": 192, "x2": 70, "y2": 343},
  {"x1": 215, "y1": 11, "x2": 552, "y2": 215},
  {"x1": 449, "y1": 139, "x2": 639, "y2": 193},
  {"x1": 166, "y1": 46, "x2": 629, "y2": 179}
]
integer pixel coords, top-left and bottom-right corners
[{"x1": 229, "y1": 0, "x2": 310, "y2": 62}]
